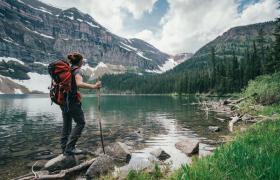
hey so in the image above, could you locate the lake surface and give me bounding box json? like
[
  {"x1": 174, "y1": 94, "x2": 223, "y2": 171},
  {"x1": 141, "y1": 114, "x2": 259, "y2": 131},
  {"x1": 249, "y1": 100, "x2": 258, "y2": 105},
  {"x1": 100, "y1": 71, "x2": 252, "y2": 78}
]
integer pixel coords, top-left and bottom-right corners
[{"x1": 0, "y1": 95, "x2": 230, "y2": 179}]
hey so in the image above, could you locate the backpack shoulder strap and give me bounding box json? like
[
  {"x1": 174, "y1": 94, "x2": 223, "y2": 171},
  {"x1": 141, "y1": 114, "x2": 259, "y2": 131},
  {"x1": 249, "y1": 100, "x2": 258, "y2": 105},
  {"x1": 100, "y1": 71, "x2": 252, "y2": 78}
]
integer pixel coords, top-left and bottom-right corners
[{"x1": 71, "y1": 66, "x2": 80, "y2": 76}]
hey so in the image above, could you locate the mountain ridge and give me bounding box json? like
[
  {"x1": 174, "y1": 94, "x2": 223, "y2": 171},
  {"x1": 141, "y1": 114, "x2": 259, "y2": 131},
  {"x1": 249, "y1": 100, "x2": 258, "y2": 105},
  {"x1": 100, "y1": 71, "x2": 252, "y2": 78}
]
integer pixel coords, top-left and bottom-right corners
[{"x1": 0, "y1": 0, "x2": 171, "y2": 72}]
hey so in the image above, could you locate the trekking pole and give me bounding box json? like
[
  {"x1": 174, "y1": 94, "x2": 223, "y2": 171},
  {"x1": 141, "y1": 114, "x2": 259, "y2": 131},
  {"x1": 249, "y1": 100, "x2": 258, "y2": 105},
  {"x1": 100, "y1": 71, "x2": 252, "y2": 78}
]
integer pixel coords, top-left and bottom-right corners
[{"x1": 97, "y1": 85, "x2": 105, "y2": 154}]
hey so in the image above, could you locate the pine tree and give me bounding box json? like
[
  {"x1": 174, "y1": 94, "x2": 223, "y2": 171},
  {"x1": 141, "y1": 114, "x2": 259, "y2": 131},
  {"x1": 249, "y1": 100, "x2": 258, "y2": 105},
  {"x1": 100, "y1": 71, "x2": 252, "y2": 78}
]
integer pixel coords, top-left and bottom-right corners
[
  {"x1": 257, "y1": 28, "x2": 266, "y2": 74},
  {"x1": 274, "y1": 17, "x2": 280, "y2": 72}
]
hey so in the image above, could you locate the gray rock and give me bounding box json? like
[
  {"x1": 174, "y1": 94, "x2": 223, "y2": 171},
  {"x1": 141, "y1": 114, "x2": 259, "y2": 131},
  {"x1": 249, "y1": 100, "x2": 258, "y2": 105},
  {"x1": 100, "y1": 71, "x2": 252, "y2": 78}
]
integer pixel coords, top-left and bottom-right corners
[
  {"x1": 117, "y1": 153, "x2": 159, "y2": 178},
  {"x1": 85, "y1": 154, "x2": 115, "y2": 178},
  {"x1": 175, "y1": 139, "x2": 199, "y2": 156},
  {"x1": 208, "y1": 126, "x2": 220, "y2": 132},
  {"x1": 124, "y1": 131, "x2": 144, "y2": 142},
  {"x1": 95, "y1": 142, "x2": 131, "y2": 163},
  {"x1": 44, "y1": 154, "x2": 78, "y2": 172},
  {"x1": 150, "y1": 148, "x2": 170, "y2": 161}
]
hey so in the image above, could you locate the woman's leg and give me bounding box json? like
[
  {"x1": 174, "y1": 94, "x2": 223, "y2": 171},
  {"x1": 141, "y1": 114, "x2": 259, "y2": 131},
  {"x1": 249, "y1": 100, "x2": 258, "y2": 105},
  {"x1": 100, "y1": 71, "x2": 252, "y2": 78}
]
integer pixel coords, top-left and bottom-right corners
[
  {"x1": 60, "y1": 107, "x2": 73, "y2": 153},
  {"x1": 65, "y1": 103, "x2": 85, "y2": 153}
]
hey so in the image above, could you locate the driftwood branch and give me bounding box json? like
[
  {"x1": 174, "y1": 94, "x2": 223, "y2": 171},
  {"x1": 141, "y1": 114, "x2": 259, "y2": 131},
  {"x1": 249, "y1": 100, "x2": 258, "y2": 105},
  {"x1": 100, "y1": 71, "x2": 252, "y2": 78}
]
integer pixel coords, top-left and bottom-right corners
[
  {"x1": 229, "y1": 116, "x2": 240, "y2": 132},
  {"x1": 15, "y1": 158, "x2": 95, "y2": 180}
]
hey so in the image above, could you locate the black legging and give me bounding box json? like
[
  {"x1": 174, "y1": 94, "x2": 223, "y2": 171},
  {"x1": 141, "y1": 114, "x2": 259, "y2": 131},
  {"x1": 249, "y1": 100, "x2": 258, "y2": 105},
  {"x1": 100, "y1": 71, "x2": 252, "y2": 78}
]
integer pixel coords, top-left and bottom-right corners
[{"x1": 60, "y1": 102, "x2": 85, "y2": 152}]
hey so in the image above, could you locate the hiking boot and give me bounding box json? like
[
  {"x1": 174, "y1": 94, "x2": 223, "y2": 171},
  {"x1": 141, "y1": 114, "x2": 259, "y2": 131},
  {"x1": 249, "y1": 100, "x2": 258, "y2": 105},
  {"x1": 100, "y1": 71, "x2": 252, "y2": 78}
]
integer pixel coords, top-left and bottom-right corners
[{"x1": 64, "y1": 148, "x2": 83, "y2": 156}]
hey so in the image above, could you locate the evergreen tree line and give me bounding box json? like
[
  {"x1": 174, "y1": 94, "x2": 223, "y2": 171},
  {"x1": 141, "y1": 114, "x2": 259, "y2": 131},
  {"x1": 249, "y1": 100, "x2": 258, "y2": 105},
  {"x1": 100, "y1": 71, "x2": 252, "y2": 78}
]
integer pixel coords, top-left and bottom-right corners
[{"x1": 102, "y1": 18, "x2": 280, "y2": 94}]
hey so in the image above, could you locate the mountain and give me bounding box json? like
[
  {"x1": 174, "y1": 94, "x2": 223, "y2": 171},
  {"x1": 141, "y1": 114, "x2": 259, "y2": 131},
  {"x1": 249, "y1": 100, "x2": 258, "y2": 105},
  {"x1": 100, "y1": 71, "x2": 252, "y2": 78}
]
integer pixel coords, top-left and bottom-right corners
[
  {"x1": 173, "y1": 53, "x2": 193, "y2": 64},
  {"x1": 101, "y1": 21, "x2": 278, "y2": 94},
  {"x1": 170, "y1": 21, "x2": 276, "y2": 74},
  {"x1": 0, "y1": 0, "x2": 177, "y2": 93}
]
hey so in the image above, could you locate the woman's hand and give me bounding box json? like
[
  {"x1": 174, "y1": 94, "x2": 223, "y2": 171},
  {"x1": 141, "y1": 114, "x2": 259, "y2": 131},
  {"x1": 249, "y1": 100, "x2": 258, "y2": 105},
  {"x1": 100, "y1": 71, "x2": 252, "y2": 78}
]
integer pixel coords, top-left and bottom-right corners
[{"x1": 94, "y1": 81, "x2": 102, "y2": 89}]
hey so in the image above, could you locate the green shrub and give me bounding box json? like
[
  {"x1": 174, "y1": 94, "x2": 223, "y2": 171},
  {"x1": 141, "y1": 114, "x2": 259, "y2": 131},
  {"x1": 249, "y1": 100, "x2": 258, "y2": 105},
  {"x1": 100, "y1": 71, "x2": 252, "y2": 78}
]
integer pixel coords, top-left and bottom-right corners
[{"x1": 242, "y1": 72, "x2": 280, "y2": 105}]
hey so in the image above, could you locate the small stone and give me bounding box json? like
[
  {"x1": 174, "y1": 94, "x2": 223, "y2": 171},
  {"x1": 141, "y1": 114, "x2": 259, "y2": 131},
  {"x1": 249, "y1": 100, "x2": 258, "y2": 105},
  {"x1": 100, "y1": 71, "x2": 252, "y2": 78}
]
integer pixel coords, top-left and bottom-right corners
[
  {"x1": 175, "y1": 139, "x2": 199, "y2": 156},
  {"x1": 208, "y1": 126, "x2": 220, "y2": 132},
  {"x1": 150, "y1": 148, "x2": 170, "y2": 161},
  {"x1": 44, "y1": 154, "x2": 78, "y2": 172},
  {"x1": 86, "y1": 154, "x2": 115, "y2": 178}
]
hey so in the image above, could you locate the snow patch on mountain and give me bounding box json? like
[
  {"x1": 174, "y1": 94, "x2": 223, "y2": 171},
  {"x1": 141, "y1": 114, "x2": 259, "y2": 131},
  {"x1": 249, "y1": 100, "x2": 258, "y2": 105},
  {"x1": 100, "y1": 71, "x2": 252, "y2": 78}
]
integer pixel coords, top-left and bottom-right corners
[
  {"x1": 17, "y1": 0, "x2": 25, "y2": 4},
  {"x1": 32, "y1": 31, "x2": 54, "y2": 39},
  {"x1": 119, "y1": 45, "x2": 132, "y2": 52},
  {"x1": 145, "y1": 58, "x2": 178, "y2": 74},
  {"x1": 34, "y1": 61, "x2": 48, "y2": 66},
  {"x1": 0, "y1": 57, "x2": 25, "y2": 65},
  {"x1": 28, "y1": 5, "x2": 53, "y2": 15},
  {"x1": 81, "y1": 62, "x2": 126, "y2": 80},
  {"x1": 119, "y1": 42, "x2": 153, "y2": 61},
  {"x1": 2, "y1": 37, "x2": 20, "y2": 46},
  {"x1": 158, "y1": 58, "x2": 178, "y2": 72},
  {"x1": 120, "y1": 42, "x2": 137, "y2": 51},
  {"x1": 86, "y1": 21, "x2": 100, "y2": 28},
  {"x1": 136, "y1": 51, "x2": 152, "y2": 61},
  {"x1": 14, "y1": 88, "x2": 23, "y2": 94},
  {"x1": 23, "y1": 26, "x2": 54, "y2": 39},
  {"x1": 64, "y1": 15, "x2": 74, "y2": 20}
]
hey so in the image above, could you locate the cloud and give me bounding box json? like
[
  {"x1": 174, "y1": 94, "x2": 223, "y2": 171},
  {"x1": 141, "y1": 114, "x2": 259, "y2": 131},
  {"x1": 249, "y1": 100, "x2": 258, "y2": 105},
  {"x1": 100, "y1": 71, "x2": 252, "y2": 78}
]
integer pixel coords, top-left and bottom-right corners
[
  {"x1": 135, "y1": 0, "x2": 279, "y2": 54},
  {"x1": 40, "y1": 0, "x2": 279, "y2": 55},
  {"x1": 121, "y1": 0, "x2": 158, "y2": 19},
  {"x1": 40, "y1": 0, "x2": 157, "y2": 35}
]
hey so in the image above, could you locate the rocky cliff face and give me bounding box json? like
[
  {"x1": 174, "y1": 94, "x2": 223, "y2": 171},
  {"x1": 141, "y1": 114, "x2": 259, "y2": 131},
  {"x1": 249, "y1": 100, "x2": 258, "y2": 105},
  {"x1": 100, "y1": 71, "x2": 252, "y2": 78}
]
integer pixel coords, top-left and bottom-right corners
[{"x1": 0, "y1": 0, "x2": 170, "y2": 74}]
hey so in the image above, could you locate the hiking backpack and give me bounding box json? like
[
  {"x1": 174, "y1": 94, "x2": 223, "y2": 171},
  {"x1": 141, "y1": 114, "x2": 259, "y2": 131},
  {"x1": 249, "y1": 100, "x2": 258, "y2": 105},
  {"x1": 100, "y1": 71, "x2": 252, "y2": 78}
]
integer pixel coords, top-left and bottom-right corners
[{"x1": 48, "y1": 60, "x2": 80, "y2": 106}]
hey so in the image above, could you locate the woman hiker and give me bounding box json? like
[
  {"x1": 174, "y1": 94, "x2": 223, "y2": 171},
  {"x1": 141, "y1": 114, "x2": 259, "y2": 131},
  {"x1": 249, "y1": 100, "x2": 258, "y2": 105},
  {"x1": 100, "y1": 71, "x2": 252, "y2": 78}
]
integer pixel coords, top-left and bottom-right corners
[{"x1": 61, "y1": 52, "x2": 102, "y2": 155}]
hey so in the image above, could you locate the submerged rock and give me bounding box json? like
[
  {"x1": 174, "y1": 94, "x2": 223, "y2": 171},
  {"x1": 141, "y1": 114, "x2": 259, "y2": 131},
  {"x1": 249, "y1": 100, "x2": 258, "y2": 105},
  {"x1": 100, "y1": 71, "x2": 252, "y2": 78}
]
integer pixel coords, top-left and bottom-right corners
[
  {"x1": 28, "y1": 149, "x2": 56, "y2": 160},
  {"x1": 44, "y1": 154, "x2": 78, "y2": 172},
  {"x1": 208, "y1": 126, "x2": 220, "y2": 132},
  {"x1": 175, "y1": 139, "x2": 199, "y2": 156},
  {"x1": 150, "y1": 148, "x2": 170, "y2": 161},
  {"x1": 86, "y1": 154, "x2": 115, "y2": 178}
]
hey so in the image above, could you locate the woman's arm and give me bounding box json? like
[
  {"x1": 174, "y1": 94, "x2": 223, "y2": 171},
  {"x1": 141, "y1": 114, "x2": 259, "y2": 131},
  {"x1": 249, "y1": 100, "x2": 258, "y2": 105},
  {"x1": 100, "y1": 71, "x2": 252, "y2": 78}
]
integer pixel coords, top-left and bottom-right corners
[{"x1": 75, "y1": 74, "x2": 102, "y2": 89}]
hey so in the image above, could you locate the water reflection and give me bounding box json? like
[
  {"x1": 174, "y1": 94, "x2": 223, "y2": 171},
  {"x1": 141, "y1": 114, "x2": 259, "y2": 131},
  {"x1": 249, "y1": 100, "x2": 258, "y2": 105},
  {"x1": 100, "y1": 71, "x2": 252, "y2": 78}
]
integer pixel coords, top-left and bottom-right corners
[{"x1": 0, "y1": 95, "x2": 229, "y2": 178}]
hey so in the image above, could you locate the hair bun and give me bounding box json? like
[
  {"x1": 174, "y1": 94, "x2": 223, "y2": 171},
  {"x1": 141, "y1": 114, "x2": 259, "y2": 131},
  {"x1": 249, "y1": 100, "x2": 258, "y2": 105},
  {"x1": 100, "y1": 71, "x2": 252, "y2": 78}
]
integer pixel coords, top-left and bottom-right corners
[{"x1": 67, "y1": 52, "x2": 83, "y2": 65}]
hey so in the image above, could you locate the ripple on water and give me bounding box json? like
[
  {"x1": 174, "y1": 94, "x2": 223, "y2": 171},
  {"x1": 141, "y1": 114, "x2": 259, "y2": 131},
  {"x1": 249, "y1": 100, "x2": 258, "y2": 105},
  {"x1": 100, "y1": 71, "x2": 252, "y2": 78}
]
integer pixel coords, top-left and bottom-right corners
[{"x1": 0, "y1": 95, "x2": 230, "y2": 179}]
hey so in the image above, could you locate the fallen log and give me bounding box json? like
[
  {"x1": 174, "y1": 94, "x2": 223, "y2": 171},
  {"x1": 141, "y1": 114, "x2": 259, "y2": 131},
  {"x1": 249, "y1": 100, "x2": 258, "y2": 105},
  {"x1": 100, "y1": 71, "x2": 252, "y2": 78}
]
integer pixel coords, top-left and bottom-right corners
[
  {"x1": 229, "y1": 116, "x2": 240, "y2": 132},
  {"x1": 15, "y1": 158, "x2": 96, "y2": 180}
]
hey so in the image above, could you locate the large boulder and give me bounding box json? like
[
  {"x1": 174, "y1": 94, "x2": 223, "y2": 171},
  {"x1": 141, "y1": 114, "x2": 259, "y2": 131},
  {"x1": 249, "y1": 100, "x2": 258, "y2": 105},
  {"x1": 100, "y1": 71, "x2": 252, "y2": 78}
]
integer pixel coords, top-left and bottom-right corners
[
  {"x1": 95, "y1": 142, "x2": 131, "y2": 163},
  {"x1": 85, "y1": 154, "x2": 115, "y2": 178},
  {"x1": 117, "y1": 153, "x2": 159, "y2": 178},
  {"x1": 175, "y1": 139, "x2": 199, "y2": 156},
  {"x1": 44, "y1": 154, "x2": 78, "y2": 172},
  {"x1": 150, "y1": 148, "x2": 170, "y2": 161}
]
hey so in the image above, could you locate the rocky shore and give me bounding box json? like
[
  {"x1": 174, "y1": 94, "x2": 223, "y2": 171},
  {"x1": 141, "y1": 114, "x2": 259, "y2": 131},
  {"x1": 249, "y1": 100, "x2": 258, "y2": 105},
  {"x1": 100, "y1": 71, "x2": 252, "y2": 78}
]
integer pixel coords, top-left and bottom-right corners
[{"x1": 13, "y1": 126, "x2": 218, "y2": 180}]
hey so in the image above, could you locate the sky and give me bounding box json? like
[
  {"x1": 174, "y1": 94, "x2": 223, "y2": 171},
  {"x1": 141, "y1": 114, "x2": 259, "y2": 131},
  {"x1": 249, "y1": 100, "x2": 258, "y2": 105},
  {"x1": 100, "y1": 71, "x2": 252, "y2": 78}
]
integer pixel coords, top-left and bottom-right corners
[{"x1": 40, "y1": 0, "x2": 279, "y2": 55}]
